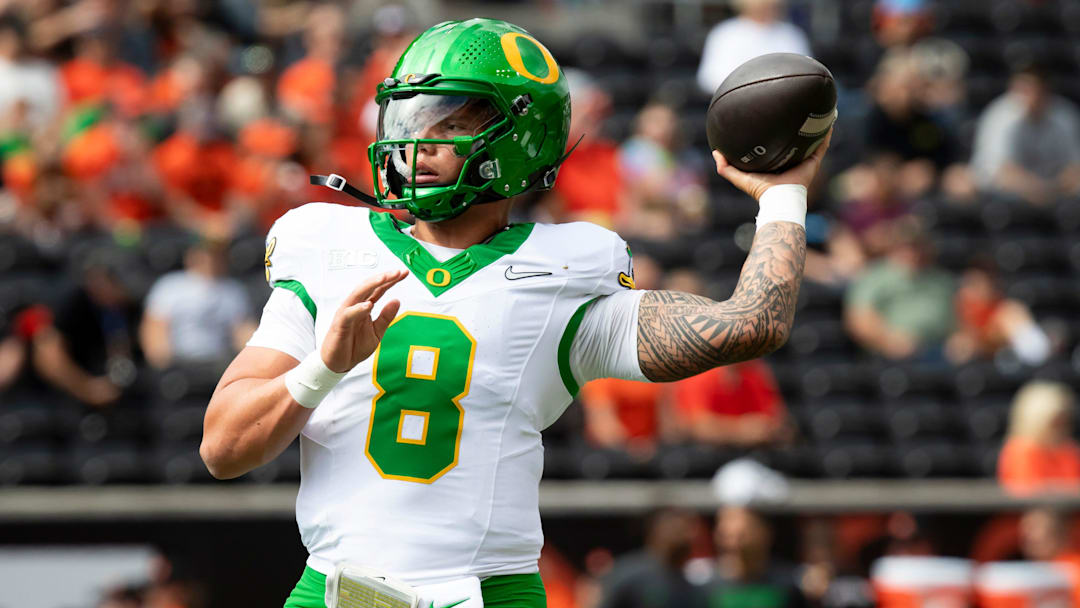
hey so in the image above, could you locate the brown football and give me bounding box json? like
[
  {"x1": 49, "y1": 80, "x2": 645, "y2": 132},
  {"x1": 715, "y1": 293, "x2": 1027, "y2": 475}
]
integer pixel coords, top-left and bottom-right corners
[{"x1": 706, "y1": 53, "x2": 837, "y2": 173}]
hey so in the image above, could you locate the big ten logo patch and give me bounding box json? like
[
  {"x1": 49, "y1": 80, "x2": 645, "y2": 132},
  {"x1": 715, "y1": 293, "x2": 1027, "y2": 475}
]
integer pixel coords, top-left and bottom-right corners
[{"x1": 328, "y1": 249, "x2": 379, "y2": 270}]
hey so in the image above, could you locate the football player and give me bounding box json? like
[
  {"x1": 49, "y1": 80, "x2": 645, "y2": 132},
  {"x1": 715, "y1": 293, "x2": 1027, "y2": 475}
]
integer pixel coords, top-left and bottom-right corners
[{"x1": 200, "y1": 18, "x2": 829, "y2": 608}]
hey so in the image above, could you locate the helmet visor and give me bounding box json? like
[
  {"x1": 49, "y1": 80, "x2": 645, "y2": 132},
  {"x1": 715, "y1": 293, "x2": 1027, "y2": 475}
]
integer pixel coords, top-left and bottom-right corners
[{"x1": 375, "y1": 94, "x2": 502, "y2": 191}]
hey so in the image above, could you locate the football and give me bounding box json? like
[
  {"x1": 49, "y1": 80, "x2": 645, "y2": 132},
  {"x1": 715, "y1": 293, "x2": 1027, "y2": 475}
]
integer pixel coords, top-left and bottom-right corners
[{"x1": 706, "y1": 53, "x2": 837, "y2": 174}]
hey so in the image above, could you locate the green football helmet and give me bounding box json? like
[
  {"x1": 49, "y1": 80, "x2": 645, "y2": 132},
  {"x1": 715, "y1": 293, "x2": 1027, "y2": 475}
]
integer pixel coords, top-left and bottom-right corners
[{"x1": 368, "y1": 18, "x2": 571, "y2": 222}]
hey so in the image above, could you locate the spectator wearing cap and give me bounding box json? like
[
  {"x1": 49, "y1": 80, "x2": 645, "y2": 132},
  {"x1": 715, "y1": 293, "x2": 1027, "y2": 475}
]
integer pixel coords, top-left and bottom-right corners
[
  {"x1": 32, "y1": 256, "x2": 138, "y2": 408},
  {"x1": 696, "y1": 0, "x2": 810, "y2": 95},
  {"x1": 140, "y1": 239, "x2": 254, "y2": 370},
  {"x1": 694, "y1": 460, "x2": 809, "y2": 607},
  {"x1": 998, "y1": 382, "x2": 1080, "y2": 496},
  {"x1": 971, "y1": 64, "x2": 1080, "y2": 206},
  {"x1": 871, "y1": 0, "x2": 933, "y2": 50},
  {"x1": 597, "y1": 507, "x2": 705, "y2": 608}
]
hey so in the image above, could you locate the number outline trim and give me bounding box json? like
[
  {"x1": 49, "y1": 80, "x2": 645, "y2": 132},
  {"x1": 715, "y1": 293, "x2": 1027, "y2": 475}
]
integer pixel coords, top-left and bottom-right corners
[{"x1": 365, "y1": 311, "x2": 476, "y2": 483}]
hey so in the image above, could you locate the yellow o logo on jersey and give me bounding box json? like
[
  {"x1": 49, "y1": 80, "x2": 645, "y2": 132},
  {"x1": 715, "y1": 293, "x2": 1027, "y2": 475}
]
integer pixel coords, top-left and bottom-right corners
[
  {"x1": 426, "y1": 268, "x2": 451, "y2": 287},
  {"x1": 499, "y1": 32, "x2": 559, "y2": 84}
]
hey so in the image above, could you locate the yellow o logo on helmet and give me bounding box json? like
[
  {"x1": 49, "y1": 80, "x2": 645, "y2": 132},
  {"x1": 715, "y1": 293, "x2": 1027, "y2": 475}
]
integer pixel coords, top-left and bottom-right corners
[{"x1": 499, "y1": 32, "x2": 560, "y2": 84}]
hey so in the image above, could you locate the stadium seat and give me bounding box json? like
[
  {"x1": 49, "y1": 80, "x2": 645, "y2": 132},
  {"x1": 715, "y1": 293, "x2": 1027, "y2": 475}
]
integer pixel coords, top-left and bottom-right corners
[
  {"x1": 151, "y1": 441, "x2": 212, "y2": 484},
  {"x1": 884, "y1": 398, "x2": 957, "y2": 442},
  {"x1": 68, "y1": 440, "x2": 149, "y2": 485},
  {"x1": 692, "y1": 236, "x2": 747, "y2": 275},
  {"x1": 814, "y1": 440, "x2": 895, "y2": 479},
  {"x1": 147, "y1": 401, "x2": 207, "y2": 443},
  {"x1": 951, "y1": 362, "x2": 1027, "y2": 399},
  {"x1": 799, "y1": 362, "x2": 871, "y2": 400},
  {"x1": 0, "y1": 233, "x2": 55, "y2": 275},
  {"x1": 74, "y1": 407, "x2": 146, "y2": 443},
  {"x1": 789, "y1": 397, "x2": 876, "y2": 441},
  {"x1": 980, "y1": 198, "x2": 1058, "y2": 233},
  {"x1": 571, "y1": 33, "x2": 632, "y2": 70},
  {"x1": 227, "y1": 233, "x2": 266, "y2": 276},
  {"x1": 874, "y1": 364, "x2": 954, "y2": 400},
  {"x1": 655, "y1": 444, "x2": 743, "y2": 480},
  {"x1": 139, "y1": 223, "x2": 195, "y2": 273},
  {"x1": 0, "y1": 399, "x2": 57, "y2": 444},
  {"x1": 154, "y1": 363, "x2": 228, "y2": 403},
  {"x1": 895, "y1": 440, "x2": 980, "y2": 478},
  {"x1": 960, "y1": 396, "x2": 1013, "y2": 443},
  {"x1": 785, "y1": 319, "x2": 855, "y2": 360},
  {"x1": 0, "y1": 442, "x2": 62, "y2": 485}
]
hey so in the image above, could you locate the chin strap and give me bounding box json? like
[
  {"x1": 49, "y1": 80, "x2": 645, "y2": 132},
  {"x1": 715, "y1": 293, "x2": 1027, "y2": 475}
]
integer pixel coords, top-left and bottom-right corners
[{"x1": 309, "y1": 174, "x2": 380, "y2": 205}]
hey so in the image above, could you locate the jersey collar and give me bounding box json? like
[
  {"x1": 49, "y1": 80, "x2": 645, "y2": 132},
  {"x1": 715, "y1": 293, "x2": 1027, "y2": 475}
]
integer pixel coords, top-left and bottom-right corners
[{"x1": 369, "y1": 211, "x2": 534, "y2": 297}]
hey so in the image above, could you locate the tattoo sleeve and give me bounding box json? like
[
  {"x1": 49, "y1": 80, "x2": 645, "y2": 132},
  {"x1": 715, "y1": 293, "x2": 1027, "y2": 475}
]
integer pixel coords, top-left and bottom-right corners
[{"x1": 636, "y1": 222, "x2": 807, "y2": 381}]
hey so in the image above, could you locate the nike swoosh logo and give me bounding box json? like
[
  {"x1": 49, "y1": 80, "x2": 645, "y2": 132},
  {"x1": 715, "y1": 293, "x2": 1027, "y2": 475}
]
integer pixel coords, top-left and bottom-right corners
[
  {"x1": 504, "y1": 266, "x2": 553, "y2": 280},
  {"x1": 429, "y1": 598, "x2": 469, "y2": 608}
]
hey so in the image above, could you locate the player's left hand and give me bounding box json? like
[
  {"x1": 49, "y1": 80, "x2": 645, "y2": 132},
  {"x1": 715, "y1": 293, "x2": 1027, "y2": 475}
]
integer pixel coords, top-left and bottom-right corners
[
  {"x1": 321, "y1": 270, "x2": 408, "y2": 373},
  {"x1": 713, "y1": 128, "x2": 832, "y2": 202}
]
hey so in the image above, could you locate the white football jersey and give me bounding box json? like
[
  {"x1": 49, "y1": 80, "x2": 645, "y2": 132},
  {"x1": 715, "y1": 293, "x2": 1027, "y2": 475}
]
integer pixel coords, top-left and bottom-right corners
[{"x1": 247, "y1": 203, "x2": 644, "y2": 584}]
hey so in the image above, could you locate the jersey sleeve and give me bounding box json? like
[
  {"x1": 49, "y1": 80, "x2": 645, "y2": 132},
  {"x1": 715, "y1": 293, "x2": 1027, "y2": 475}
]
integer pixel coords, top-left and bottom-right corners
[
  {"x1": 246, "y1": 287, "x2": 316, "y2": 362},
  {"x1": 262, "y1": 204, "x2": 328, "y2": 323},
  {"x1": 561, "y1": 231, "x2": 647, "y2": 392},
  {"x1": 247, "y1": 204, "x2": 329, "y2": 359}
]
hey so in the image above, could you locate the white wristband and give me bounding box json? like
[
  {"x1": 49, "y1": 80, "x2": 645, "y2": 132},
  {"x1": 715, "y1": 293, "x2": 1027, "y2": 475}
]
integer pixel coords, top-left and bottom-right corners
[
  {"x1": 756, "y1": 184, "x2": 807, "y2": 230},
  {"x1": 285, "y1": 351, "x2": 347, "y2": 409}
]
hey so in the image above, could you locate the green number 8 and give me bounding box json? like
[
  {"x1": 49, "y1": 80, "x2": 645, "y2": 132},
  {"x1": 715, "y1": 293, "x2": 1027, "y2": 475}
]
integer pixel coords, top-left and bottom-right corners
[{"x1": 365, "y1": 312, "x2": 476, "y2": 483}]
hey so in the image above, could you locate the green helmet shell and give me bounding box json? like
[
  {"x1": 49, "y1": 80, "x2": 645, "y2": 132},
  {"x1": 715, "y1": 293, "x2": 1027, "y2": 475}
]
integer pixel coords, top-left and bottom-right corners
[{"x1": 370, "y1": 18, "x2": 571, "y2": 222}]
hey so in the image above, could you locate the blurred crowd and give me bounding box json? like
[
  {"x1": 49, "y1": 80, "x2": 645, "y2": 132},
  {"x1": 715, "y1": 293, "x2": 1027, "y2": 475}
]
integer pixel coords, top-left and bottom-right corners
[
  {"x1": 1, "y1": 0, "x2": 1077, "y2": 458},
  {"x1": 0, "y1": 0, "x2": 1079, "y2": 604}
]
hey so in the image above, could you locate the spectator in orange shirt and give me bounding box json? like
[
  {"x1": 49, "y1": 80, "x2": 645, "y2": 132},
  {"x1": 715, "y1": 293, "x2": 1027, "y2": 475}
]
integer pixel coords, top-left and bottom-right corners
[
  {"x1": 59, "y1": 30, "x2": 145, "y2": 116},
  {"x1": 539, "y1": 68, "x2": 624, "y2": 227},
  {"x1": 998, "y1": 381, "x2": 1080, "y2": 496},
  {"x1": 344, "y1": 4, "x2": 419, "y2": 144},
  {"x1": 277, "y1": 3, "x2": 343, "y2": 126},
  {"x1": 580, "y1": 378, "x2": 674, "y2": 454}
]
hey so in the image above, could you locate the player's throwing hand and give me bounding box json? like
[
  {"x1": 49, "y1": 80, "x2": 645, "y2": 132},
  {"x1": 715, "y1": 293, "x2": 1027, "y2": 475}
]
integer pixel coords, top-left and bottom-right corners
[
  {"x1": 321, "y1": 270, "x2": 408, "y2": 373},
  {"x1": 713, "y1": 129, "x2": 832, "y2": 202}
]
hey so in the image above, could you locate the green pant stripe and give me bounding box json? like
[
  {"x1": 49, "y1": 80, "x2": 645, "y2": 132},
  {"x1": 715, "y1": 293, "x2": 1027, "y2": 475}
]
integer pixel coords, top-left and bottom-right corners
[{"x1": 283, "y1": 566, "x2": 546, "y2": 608}]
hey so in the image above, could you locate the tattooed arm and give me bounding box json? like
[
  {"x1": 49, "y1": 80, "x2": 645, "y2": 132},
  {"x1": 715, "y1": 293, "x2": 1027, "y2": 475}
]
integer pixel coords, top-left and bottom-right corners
[
  {"x1": 638, "y1": 222, "x2": 806, "y2": 381},
  {"x1": 637, "y1": 132, "x2": 830, "y2": 382}
]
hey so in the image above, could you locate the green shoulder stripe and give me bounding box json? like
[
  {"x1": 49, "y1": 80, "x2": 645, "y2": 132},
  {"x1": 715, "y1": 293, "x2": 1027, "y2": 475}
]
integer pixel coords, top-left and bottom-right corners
[
  {"x1": 273, "y1": 280, "x2": 316, "y2": 321},
  {"x1": 557, "y1": 298, "x2": 597, "y2": 397}
]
